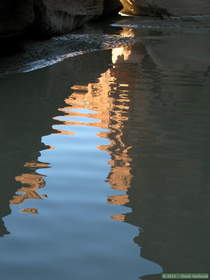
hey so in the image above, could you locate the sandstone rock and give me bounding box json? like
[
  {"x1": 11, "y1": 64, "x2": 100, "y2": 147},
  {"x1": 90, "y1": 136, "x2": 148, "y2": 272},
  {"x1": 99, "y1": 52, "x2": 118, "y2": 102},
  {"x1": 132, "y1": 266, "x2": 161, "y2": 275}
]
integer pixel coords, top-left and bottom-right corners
[
  {"x1": 32, "y1": 0, "x2": 104, "y2": 36},
  {"x1": 120, "y1": 0, "x2": 210, "y2": 16},
  {"x1": 120, "y1": 0, "x2": 170, "y2": 17},
  {"x1": 120, "y1": 0, "x2": 142, "y2": 15},
  {"x1": 1, "y1": 0, "x2": 120, "y2": 41}
]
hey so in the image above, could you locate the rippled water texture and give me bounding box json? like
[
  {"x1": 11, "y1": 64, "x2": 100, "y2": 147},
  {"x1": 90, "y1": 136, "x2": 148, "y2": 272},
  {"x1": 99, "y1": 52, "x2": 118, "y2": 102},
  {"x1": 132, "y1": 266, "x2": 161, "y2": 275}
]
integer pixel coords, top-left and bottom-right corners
[{"x1": 0, "y1": 22, "x2": 210, "y2": 280}]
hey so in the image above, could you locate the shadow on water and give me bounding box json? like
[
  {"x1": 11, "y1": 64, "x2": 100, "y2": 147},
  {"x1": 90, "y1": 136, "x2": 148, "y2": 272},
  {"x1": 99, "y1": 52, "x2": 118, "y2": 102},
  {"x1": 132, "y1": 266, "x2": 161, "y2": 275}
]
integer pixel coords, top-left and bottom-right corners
[
  {"x1": 119, "y1": 30, "x2": 210, "y2": 277},
  {"x1": 0, "y1": 50, "x2": 111, "y2": 236},
  {"x1": 0, "y1": 25, "x2": 210, "y2": 279}
]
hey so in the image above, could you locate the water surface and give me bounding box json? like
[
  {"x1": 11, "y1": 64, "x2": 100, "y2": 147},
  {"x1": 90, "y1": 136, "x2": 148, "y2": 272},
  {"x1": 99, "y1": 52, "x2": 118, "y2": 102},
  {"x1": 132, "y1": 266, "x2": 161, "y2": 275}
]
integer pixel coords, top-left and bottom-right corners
[{"x1": 0, "y1": 19, "x2": 210, "y2": 280}]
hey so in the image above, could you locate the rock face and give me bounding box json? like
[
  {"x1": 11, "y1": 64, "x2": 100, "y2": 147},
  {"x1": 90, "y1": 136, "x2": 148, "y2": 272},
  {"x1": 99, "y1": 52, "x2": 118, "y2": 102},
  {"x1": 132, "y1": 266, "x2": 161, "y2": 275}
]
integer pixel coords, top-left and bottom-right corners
[
  {"x1": 151, "y1": 0, "x2": 210, "y2": 16},
  {"x1": 0, "y1": 0, "x2": 122, "y2": 41},
  {"x1": 120, "y1": 0, "x2": 210, "y2": 16},
  {"x1": 0, "y1": 0, "x2": 35, "y2": 40},
  {"x1": 32, "y1": 0, "x2": 104, "y2": 36},
  {"x1": 103, "y1": 0, "x2": 123, "y2": 17}
]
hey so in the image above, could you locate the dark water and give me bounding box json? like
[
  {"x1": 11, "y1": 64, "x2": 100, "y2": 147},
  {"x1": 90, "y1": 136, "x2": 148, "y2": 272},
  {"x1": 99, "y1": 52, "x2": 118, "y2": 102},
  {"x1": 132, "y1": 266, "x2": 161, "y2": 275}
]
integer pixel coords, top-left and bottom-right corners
[{"x1": 0, "y1": 19, "x2": 210, "y2": 280}]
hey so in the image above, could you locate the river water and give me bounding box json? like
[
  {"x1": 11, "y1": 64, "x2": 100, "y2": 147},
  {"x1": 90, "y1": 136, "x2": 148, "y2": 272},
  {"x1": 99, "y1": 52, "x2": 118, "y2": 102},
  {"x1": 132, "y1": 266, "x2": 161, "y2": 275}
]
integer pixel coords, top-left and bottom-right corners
[{"x1": 0, "y1": 16, "x2": 210, "y2": 280}]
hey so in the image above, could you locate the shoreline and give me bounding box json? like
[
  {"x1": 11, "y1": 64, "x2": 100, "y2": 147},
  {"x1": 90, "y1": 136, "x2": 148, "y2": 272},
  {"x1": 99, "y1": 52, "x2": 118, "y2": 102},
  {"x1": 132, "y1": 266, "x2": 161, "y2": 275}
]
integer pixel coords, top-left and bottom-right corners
[{"x1": 0, "y1": 14, "x2": 209, "y2": 77}]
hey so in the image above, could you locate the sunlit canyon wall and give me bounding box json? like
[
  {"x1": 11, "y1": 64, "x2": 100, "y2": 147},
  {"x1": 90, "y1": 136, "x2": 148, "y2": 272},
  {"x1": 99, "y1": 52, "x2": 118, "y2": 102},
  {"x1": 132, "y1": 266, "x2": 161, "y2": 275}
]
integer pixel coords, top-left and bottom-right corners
[{"x1": 120, "y1": 0, "x2": 210, "y2": 16}]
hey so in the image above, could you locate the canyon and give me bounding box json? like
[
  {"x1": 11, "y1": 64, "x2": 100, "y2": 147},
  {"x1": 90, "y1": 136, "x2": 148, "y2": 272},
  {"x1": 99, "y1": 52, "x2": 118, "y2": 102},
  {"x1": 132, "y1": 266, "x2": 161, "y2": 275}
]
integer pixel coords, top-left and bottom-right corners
[
  {"x1": 1, "y1": 0, "x2": 210, "y2": 43},
  {"x1": 120, "y1": 0, "x2": 210, "y2": 16},
  {"x1": 0, "y1": 0, "x2": 122, "y2": 41}
]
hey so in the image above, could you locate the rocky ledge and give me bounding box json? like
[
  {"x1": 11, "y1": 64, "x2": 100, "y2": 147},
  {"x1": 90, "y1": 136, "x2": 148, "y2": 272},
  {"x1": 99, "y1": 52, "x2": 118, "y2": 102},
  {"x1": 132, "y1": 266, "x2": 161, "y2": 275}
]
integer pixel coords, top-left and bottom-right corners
[
  {"x1": 120, "y1": 0, "x2": 210, "y2": 17},
  {"x1": 1, "y1": 0, "x2": 209, "y2": 43},
  {"x1": 0, "y1": 0, "x2": 122, "y2": 42}
]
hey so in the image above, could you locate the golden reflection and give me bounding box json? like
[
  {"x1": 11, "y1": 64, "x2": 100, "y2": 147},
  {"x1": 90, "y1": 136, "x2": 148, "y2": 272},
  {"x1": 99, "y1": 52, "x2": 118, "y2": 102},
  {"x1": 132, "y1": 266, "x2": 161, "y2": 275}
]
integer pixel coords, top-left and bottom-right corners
[
  {"x1": 9, "y1": 41, "x2": 143, "y2": 220},
  {"x1": 108, "y1": 194, "x2": 129, "y2": 206},
  {"x1": 10, "y1": 161, "x2": 49, "y2": 213},
  {"x1": 112, "y1": 46, "x2": 132, "y2": 64},
  {"x1": 120, "y1": 28, "x2": 135, "y2": 38},
  {"x1": 111, "y1": 214, "x2": 126, "y2": 221},
  {"x1": 21, "y1": 208, "x2": 39, "y2": 214},
  {"x1": 11, "y1": 43, "x2": 139, "y2": 217},
  {"x1": 112, "y1": 28, "x2": 134, "y2": 64},
  {"x1": 59, "y1": 69, "x2": 116, "y2": 130},
  {"x1": 24, "y1": 161, "x2": 49, "y2": 168},
  {"x1": 54, "y1": 45, "x2": 136, "y2": 218}
]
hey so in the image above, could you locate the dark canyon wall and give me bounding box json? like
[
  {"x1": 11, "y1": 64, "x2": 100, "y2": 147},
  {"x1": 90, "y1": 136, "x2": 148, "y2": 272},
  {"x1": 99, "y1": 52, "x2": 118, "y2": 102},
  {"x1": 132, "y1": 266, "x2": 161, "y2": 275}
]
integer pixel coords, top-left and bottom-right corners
[
  {"x1": 1, "y1": 0, "x2": 209, "y2": 42},
  {"x1": 0, "y1": 0, "x2": 122, "y2": 41}
]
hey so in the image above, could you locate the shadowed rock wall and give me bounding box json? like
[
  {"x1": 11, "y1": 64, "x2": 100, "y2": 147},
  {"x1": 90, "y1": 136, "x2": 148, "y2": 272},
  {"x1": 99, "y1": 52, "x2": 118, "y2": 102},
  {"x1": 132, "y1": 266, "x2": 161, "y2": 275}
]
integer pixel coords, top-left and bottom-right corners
[
  {"x1": 0, "y1": 0, "x2": 35, "y2": 40},
  {"x1": 32, "y1": 0, "x2": 104, "y2": 36},
  {"x1": 103, "y1": 0, "x2": 123, "y2": 17},
  {"x1": 0, "y1": 0, "x2": 122, "y2": 41}
]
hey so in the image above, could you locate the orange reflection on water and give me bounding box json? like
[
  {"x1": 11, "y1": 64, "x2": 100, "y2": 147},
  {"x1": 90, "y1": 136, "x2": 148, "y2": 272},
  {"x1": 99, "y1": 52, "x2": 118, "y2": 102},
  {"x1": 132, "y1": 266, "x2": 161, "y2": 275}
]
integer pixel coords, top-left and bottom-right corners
[
  {"x1": 11, "y1": 44, "x2": 136, "y2": 216},
  {"x1": 21, "y1": 208, "x2": 39, "y2": 214},
  {"x1": 10, "y1": 161, "x2": 49, "y2": 213},
  {"x1": 55, "y1": 45, "x2": 135, "y2": 214},
  {"x1": 108, "y1": 194, "x2": 129, "y2": 206},
  {"x1": 59, "y1": 69, "x2": 116, "y2": 130},
  {"x1": 111, "y1": 214, "x2": 126, "y2": 221},
  {"x1": 112, "y1": 28, "x2": 134, "y2": 64},
  {"x1": 112, "y1": 46, "x2": 132, "y2": 64},
  {"x1": 24, "y1": 161, "x2": 49, "y2": 169}
]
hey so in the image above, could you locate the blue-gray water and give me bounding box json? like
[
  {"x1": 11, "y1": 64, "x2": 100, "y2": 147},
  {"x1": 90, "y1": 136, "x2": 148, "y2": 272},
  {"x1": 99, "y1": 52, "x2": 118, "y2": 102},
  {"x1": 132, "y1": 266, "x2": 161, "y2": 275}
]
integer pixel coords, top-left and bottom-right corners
[{"x1": 0, "y1": 18, "x2": 210, "y2": 280}]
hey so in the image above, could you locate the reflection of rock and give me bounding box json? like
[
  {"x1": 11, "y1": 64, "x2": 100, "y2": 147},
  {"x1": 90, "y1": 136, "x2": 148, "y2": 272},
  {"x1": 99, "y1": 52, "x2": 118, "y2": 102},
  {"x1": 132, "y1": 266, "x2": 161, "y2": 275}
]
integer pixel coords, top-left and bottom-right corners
[
  {"x1": 108, "y1": 194, "x2": 129, "y2": 205},
  {"x1": 58, "y1": 44, "x2": 134, "y2": 212},
  {"x1": 10, "y1": 172, "x2": 45, "y2": 205},
  {"x1": 145, "y1": 34, "x2": 210, "y2": 73},
  {"x1": 108, "y1": 165, "x2": 132, "y2": 191},
  {"x1": 21, "y1": 208, "x2": 39, "y2": 214},
  {"x1": 66, "y1": 69, "x2": 115, "y2": 130},
  {"x1": 112, "y1": 46, "x2": 132, "y2": 64},
  {"x1": 0, "y1": 49, "x2": 111, "y2": 236},
  {"x1": 62, "y1": 34, "x2": 208, "y2": 275},
  {"x1": 0, "y1": 220, "x2": 10, "y2": 236},
  {"x1": 24, "y1": 161, "x2": 50, "y2": 168},
  {"x1": 112, "y1": 39, "x2": 210, "y2": 274},
  {"x1": 111, "y1": 214, "x2": 125, "y2": 221}
]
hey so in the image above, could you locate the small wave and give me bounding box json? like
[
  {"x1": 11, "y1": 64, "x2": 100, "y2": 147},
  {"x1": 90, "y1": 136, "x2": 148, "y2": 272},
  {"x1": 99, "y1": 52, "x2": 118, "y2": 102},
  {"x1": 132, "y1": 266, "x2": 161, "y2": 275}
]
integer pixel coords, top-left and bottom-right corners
[{"x1": 0, "y1": 35, "x2": 135, "y2": 76}]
